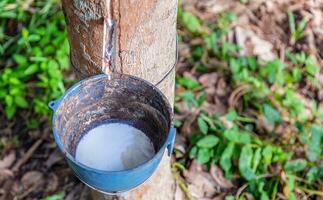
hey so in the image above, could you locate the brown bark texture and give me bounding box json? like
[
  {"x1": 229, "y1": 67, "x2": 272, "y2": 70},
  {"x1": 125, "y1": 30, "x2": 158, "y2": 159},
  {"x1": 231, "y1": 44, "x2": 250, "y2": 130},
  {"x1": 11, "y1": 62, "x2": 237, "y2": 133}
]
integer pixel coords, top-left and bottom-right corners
[{"x1": 61, "y1": 0, "x2": 178, "y2": 199}]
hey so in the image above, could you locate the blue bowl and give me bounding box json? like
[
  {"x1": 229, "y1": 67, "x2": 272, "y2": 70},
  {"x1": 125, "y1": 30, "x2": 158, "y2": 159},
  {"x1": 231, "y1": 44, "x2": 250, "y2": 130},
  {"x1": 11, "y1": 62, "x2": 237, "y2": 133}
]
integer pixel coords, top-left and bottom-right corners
[{"x1": 49, "y1": 73, "x2": 175, "y2": 194}]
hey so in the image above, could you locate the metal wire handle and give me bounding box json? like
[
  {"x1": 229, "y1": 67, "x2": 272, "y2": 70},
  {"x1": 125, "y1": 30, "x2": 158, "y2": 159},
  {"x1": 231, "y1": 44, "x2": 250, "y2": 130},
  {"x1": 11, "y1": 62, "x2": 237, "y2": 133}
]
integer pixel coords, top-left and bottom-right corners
[{"x1": 154, "y1": 38, "x2": 178, "y2": 86}]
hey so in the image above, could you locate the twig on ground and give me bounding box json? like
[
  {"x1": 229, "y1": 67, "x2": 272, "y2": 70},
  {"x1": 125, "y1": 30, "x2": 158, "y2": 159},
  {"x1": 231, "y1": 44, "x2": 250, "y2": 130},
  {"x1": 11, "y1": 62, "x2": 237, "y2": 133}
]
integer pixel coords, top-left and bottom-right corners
[
  {"x1": 16, "y1": 185, "x2": 37, "y2": 200},
  {"x1": 172, "y1": 163, "x2": 193, "y2": 200},
  {"x1": 12, "y1": 139, "x2": 43, "y2": 172},
  {"x1": 235, "y1": 174, "x2": 275, "y2": 199},
  {"x1": 297, "y1": 186, "x2": 323, "y2": 197},
  {"x1": 235, "y1": 183, "x2": 248, "y2": 200},
  {"x1": 229, "y1": 84, "x2": 251, "y2": 108}
]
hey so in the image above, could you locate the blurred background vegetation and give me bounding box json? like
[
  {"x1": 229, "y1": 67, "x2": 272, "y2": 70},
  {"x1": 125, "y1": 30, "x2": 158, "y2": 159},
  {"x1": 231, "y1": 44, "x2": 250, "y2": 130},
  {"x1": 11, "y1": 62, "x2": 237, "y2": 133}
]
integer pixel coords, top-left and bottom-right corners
[
  {"x1": 0, "y1": 0, "x2": 322, "y2": 199},
  {"x1": 0, "y1": 0, "x2": 69, "y2": 121}
]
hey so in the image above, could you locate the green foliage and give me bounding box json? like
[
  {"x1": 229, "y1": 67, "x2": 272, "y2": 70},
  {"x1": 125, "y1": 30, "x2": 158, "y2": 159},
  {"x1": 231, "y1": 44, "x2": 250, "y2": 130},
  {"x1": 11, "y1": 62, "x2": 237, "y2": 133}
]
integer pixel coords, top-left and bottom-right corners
[
  {"x1": 306, "y1": 165, "x2": 323, "y2": 183},
  {"x1": 220, "y1": 142, "x2": 235, "y2": 176},
  {"x1": 178, "y1": 91, "x2": 200, "y2": 108},
  {"x1": 204, "y1": 32, "x2": 218, "y2": 55},
  {"x1": 176, "y1": 76, "x2": 201, "y2": 90},
  {"x1": 286, "y1": 51, "x2": 320, "y2": 86},
  {"x1": 186, "y1": 112, "x2": 292, "y2": 192},
  {"x1": 263, "y1": 104, "x2": 281, "y2": 125},
  {"x1": 262, "y1": 145, "x2": 273, "y2": 166},
  {"x1": 226, "y1": 109, "x2": 237, "y2": 121},
  {"x1": 225, "y1": 196, "x2": 235, "y2": 200},
  {"x1": 181, "y1": 12, "x2": 202, "y2": 34},
  {"x1": 282, "y1": 89, "x2": 305, "y2": 119},
  {"x1": 284, "y1": 159, "x2": 307, "y2": 172},
  {"x1": 197, "y1": 147, "x2": 212, "y2": 164},
  {"x1": 0, "y1": 0, "x2": 69, "y2": 120},
  {"x1": 239, "y1": 145, "x2": 255, "y2": 181},
  {"x1": 307, "y1": 125, "x2": 322, "y2": 162},
  {"x1": 260, "y1": 59, "x2": 284, "y2": 84},
  {"x1": 240, "y1": 0, "x2": 249, "y2": 4},
  {"x1": 197, "y1": 115, "x2": 209, "y2": 134},
  {"x1": 197, "y1": 135, "x2": 219, "y2": 148},
  {"x1": 288, "y1": 10, "x2": 308, "y2": 43},
  {"x1": 41, "y1": 192, "x2": 65, "y2": 200},
  {"x1": 217, "y1": 12, "x2": 236, "y2": 35},
  {"x1": 177, "y1": 7, "x2": 322, "y2": 199},
  {"x1": 176, "y1": 77, "x2": 206, "y2": 109},
  {"x1": 178, "y1": 2, "x2": 202, "y2": 35},
  {"x1": 223, "y1": 126, "x2": 251, "y2": 144}
]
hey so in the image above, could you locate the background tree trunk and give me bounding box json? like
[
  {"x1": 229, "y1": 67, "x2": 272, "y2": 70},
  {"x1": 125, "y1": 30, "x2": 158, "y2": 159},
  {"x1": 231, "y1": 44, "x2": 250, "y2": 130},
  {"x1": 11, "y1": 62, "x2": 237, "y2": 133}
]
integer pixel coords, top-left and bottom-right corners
[{"x1": 61, "y1": 0, "x2": 178, "y2": 199}]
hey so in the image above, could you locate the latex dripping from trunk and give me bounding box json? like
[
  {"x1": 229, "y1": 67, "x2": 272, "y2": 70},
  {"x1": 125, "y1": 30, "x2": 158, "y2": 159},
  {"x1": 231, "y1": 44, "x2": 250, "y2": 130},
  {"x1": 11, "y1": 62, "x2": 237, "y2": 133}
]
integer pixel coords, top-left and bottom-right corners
[{"x1": 102, "y1": 0, "x2": 116, "y2": 79}]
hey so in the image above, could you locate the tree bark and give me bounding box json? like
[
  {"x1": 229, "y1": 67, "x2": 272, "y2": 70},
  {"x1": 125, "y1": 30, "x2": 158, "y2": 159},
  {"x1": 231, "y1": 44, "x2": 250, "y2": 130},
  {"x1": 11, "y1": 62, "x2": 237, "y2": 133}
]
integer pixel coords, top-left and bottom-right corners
[{"x1": 61, "y1": 0, "x2": 177, "y2": 199}]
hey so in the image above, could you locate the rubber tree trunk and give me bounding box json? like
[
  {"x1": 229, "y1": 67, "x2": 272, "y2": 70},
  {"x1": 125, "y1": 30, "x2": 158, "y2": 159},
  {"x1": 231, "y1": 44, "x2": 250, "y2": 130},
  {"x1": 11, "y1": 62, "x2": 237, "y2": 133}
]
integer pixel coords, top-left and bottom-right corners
[{"x1": 61, "y1": 0, "x2": 178, "y2": 199}]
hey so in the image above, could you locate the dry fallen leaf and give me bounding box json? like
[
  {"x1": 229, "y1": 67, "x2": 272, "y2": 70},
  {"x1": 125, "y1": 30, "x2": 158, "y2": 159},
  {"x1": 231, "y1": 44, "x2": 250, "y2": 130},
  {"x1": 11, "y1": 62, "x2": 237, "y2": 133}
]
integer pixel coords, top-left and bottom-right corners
[
  {"x1": 176, "y1": 100, "x2": 192, "y2": 115},
  {"x1": 65, "y1": 184, "x2": 83, "y2": 200},
  {"x1": 318, "y1": 73, "x2": 323, "y2": 86},
  {"x1": 0, "y1": 169, "x2": 14, "y2": 182},
  {"x1": 257, "y1": 115, "x2": 275, "y2": 133},
  {"x1": 210, "y1": 164, "x2": 234, "y2": 190},
  {"x1": 181, "y1": 108, "x2": 200, "y2": 136},
  {"x1": 45, "y1": 149, "x2": 63, "y2": 169},
  {"x1": 21, "y1": 171, "x2": 45, "y2": 193},
  {"x1": 194, "y1": 0, "x2": 236, "y2": 20},
  {"x1": 235, "y1": 26, "x2": 276, "y2": 62},
  {"x1": 45, "y1": 173, "x2": 59, "y2": 193},
  {"x1": 184, "y1": 161, "x2": 219, "y2": 199},
  {"x1": 183, "y1": 71, "x2": 199, "y2": 81},
  {"x1": 198, "y1": 73, "x2": 218, "y2": 88},
  {"x1": 215, "y1": 78, "x2": 229, "y2": 97},
  {"x1": 205, "y1": 87, "x2": 217, "y2": 102},
  {"x1": 316, "y1": 195, "x2": 323, "y2": 200},
  {"x1": 0, "y1": 151, "x2": 15, "y2": 170},
  {"x1": 0, "y1": 178, "x2": 16, "y2": 200},
  {"x1": 174, "y1": 134, "x2": 187, "y2": 155},
  {"x1": 201, "y1": 101, "x2": 227, "y2": 116}
]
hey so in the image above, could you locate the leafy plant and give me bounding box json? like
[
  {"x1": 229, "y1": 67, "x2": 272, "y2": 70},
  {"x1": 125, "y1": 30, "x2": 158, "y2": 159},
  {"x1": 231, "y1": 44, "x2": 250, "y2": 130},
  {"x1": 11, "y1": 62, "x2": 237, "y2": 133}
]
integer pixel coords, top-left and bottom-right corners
[
  {"x1": 286, "y1": 51, "x2": 320, "y2": 87},
  {"x1": 240, "y1": 0, "x2": 249, "y2": 4},
  {"x1": 263, "y1": 104, "x2": 281, "y2": 125},
  {"x1": 216, "y1": 12, "x2": 236, "y2": 36},
  {"x1": 178, "y1": 1, "x2": 203, "y2": 35},
  {"x1": 288, "y1": 10, "x2": 308, "y2": 44},
  {"x1": 0, "y1": 1, "x2": 69, "y2": 120},
  {"x1": 180, "y1": 11, "x2": 202, "y2": 34},
  {"x1": 177, "y1": 8, "x2": 322, "y2": 199},
  {"x1": 176, "y1": 76, "x2": 206, "y2": 109},
  {"x1": 307, "y1": 125, "x2": 322, "y2": 162},
  {"x1": 41, "y1": 192, "x2": 65, "y2": 200}
]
